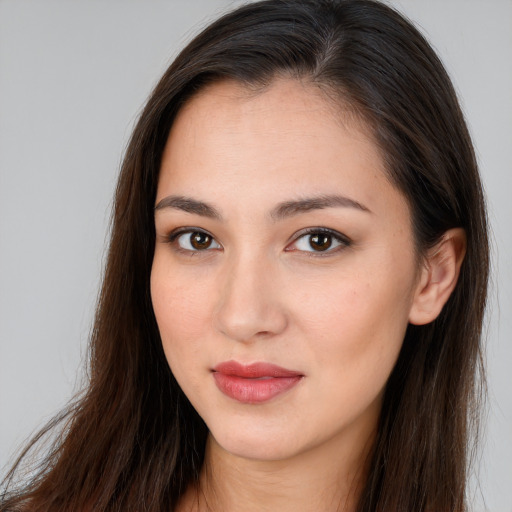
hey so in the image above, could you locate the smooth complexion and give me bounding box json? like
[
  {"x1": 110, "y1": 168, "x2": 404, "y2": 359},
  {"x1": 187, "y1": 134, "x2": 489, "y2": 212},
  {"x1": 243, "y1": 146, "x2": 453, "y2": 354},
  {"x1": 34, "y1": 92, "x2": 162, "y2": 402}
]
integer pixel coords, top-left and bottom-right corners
[{"x1": 151, "y1": 78, "x2": 465, "y2": 511}]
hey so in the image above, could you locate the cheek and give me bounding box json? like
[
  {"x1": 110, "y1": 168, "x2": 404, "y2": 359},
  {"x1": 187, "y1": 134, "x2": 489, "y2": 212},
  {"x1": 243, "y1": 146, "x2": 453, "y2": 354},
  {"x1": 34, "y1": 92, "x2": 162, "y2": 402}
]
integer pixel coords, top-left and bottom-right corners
[
  {"x1": 150, "y1": 261, "x2": 213, "y2": 373},
  {"x1": 286, "y1": 271, "x2": 412, "y2": 434},
  {"x1": 294, "y1": 262, "x2": 414, "y2": 379}
]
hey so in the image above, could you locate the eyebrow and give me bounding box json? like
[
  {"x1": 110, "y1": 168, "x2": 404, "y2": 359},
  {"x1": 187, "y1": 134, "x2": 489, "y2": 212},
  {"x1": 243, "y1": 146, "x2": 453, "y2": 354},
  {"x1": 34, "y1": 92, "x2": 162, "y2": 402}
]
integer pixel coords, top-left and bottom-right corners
[
  {"x1": 154, "y1": 194, "x2": 371, "y2": 220},
  {"x1": 270, "y1": 194, "x2": 371, "y2": 220},
  {"x1": 154, "y1": 195, "x2": 222, "y2": 219}
]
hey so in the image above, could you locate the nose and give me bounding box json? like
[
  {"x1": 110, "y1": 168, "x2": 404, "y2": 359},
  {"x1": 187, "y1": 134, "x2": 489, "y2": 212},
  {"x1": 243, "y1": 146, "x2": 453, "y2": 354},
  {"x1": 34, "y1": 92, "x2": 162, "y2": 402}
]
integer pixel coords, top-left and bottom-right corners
[{"x1": 213, "y1": 253, "x2": 288, "y2": 343}]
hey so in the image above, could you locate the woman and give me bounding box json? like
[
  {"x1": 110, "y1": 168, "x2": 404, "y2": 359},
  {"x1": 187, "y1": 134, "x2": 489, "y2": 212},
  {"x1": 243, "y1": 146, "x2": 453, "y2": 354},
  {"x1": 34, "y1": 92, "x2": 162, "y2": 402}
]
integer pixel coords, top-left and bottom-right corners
[{"x1": 1, "y1": 0, "x2": 489, "y2": 510}]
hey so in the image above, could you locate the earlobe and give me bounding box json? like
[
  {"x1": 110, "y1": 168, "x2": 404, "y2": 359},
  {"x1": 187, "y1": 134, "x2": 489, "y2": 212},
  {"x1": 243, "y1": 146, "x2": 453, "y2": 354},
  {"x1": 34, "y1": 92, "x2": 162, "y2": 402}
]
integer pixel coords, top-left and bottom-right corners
[{"x1": 408, "y1": 228, "x2": 466, "y2": 326}]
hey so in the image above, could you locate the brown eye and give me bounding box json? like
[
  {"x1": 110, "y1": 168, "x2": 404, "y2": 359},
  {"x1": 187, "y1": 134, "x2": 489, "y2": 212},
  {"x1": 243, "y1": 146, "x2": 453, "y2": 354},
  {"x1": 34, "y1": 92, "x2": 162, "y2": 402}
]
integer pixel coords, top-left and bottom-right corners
[
  {"x1": 309, "y1": 233, "x2": 332, "y2": 251},
  {"x1": 172, "y1": 230, "x2": 221, "y2": 252},
  {"x1": 289, "y1": 229, "x2": 350, "y2": 255},
  {"x1": 190, "y1": 232, "x2": 212, "y2": 250}
]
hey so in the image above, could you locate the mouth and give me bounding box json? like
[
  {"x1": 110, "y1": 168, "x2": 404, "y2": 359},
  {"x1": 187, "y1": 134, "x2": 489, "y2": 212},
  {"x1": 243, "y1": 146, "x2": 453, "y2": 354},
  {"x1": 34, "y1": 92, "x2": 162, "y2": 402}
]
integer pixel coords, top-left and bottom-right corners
[{"x1": 212, "y1": 360, "x2": 304, "y2": 404}]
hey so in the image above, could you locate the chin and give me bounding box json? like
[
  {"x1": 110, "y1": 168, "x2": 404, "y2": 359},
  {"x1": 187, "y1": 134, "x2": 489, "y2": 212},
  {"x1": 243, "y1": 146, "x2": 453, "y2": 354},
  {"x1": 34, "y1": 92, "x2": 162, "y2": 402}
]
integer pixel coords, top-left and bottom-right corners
[
  {"x1": 208, "y1": 421, "x2": 305, "y2": 462},
  {"x1": 216, "y1": 438, "x2": 299, "y2": 462}
]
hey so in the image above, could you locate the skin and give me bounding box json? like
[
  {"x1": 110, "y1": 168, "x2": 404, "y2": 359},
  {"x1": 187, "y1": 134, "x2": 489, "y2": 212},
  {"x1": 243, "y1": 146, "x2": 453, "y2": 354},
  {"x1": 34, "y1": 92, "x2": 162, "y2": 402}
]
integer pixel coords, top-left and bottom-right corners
[{"x1": 150, "y1": 78, "x2": 465, "y2": 511}]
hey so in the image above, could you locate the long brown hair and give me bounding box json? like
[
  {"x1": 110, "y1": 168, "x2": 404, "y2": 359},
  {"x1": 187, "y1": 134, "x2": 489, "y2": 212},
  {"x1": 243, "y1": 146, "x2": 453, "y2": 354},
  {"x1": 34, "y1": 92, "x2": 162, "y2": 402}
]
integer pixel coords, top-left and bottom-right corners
[{"x1": 1, "y1": 1, "x2": 489, "y2": 510}]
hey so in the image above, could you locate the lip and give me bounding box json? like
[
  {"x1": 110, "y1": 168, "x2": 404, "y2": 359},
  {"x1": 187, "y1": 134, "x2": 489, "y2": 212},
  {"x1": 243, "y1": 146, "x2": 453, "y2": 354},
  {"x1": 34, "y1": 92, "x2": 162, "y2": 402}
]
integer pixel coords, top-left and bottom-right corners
[{"x1": 212, "y1": 361, "x2": 303, "y2": 404}]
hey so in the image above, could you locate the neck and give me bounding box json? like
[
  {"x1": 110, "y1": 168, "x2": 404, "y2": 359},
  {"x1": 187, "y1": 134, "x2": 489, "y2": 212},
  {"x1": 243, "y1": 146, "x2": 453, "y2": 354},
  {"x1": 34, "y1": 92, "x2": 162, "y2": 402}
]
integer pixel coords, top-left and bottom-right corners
[{"x1": 179, "y1": 427, "x2": 375, "y2": 512}]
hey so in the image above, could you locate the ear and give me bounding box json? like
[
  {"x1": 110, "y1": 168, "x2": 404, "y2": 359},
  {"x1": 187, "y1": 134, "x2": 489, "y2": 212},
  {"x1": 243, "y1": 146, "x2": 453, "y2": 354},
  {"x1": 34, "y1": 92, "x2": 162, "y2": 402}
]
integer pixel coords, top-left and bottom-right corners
[{"x1": 409, "y1": 228, "x2": 466, "y2": 326}]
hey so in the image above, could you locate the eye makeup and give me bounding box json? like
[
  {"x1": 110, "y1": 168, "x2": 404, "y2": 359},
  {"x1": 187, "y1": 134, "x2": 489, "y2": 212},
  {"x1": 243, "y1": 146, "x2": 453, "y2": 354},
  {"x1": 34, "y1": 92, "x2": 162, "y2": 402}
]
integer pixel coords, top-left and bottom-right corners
[{"x1": 163, "y1": 225, "x2": 352, "y2": 259}]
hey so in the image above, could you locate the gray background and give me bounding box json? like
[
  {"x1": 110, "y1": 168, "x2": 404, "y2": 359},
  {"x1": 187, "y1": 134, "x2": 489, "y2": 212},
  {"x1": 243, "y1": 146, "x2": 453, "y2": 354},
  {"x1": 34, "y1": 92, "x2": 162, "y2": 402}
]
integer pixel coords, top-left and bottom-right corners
[{"x1": 0, "y1": 1, "x2": 510, "y2": 510}]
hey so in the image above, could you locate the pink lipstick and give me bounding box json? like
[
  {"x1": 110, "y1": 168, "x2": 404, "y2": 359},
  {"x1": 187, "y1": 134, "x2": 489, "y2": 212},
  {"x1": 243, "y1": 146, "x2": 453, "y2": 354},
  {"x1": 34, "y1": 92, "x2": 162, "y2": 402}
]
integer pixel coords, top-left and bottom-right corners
[{"x1": 212, "y1": 361, "x2": 303, "y2": 404}]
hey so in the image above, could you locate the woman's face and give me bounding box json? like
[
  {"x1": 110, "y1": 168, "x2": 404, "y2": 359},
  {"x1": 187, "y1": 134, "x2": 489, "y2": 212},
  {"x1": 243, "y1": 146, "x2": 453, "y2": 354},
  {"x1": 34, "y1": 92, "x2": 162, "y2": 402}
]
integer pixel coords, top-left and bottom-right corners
[{"x1": 151, "y1": 78, "x2": 421, "y2": 462}]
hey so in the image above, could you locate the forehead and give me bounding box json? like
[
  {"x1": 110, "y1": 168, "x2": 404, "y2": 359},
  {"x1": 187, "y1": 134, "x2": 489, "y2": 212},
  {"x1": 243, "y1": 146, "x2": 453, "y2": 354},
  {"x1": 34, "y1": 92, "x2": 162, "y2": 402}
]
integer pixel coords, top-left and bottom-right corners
[
  {"x1": 172, "y1": 77, "x2": 369, "y2": 150},
  {"x1": 157, "y1": 78, "x2": 408, "y2": 222}
]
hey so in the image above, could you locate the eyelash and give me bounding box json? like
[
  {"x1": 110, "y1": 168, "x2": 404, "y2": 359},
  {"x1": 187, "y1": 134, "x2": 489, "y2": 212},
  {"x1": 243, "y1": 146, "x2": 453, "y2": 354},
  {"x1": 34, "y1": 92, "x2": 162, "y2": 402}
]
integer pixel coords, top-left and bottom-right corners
[
  {"x1": 166, "y1": 227, "x2": 351, "y2": 258},
  {"x1": 287, "y1": 227, "x2": 351, "y2": 257}
]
